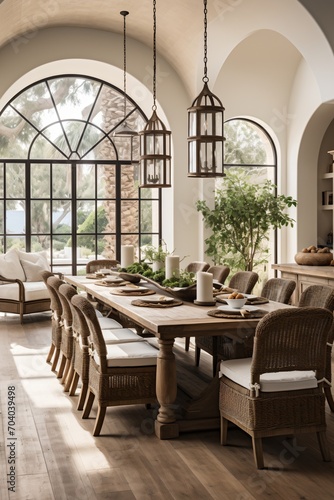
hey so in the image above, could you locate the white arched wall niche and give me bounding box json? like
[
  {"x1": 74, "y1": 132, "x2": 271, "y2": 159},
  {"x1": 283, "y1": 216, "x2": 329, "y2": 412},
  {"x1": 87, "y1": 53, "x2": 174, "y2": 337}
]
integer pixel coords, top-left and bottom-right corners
[{"x1": 0, "y1": 26, "x2": 199, "y2": 264}]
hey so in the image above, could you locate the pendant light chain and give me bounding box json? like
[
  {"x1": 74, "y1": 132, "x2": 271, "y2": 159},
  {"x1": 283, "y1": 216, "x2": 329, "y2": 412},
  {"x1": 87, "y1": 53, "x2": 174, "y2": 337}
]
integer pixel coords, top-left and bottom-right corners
[
  {"x1": 121, "y1": 10, "x2": 129, "y2": 120},
  {"x1": 203, "y1": 0, "x2": 208, "y2": 83},
  {"x1": 152, "y1": 0, "x2": 157, "y2": 110}
]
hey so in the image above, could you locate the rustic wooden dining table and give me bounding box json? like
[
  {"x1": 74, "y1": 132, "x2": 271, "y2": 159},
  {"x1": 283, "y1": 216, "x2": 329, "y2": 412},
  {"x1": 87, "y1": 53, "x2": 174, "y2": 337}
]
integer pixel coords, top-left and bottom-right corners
[{"x1": 63, "y1": 274, "x2": 292, "y2": 439}]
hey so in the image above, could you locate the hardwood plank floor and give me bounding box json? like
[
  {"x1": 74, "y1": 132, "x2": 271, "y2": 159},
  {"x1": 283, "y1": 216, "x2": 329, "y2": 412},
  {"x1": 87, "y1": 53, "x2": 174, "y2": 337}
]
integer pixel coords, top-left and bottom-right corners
[{"x1": 1, "y1": 312, "x2": 334, "y2": 499}]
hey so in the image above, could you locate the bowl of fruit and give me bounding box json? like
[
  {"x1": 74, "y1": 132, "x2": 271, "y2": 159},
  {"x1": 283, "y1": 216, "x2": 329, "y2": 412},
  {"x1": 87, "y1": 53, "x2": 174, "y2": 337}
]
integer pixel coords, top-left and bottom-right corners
[
  {"x1": 294, "y1": 246, "x2": 333, "y2": 266},
  {"x1": 224, "y1": 292, "x2": 247, "y2": 309}
]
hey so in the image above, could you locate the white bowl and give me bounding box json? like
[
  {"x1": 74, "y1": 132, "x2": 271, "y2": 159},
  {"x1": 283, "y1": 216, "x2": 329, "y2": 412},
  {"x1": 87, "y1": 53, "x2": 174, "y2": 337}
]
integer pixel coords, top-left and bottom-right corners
[{"x1": 224, "y1": 298, "x2": 247, "y2": 309}]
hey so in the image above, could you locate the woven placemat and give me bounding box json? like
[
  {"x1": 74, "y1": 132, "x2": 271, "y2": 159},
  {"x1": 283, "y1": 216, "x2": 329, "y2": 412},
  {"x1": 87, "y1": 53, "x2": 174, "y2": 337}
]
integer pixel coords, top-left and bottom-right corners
[
  {"x1": 109, "y1": 288, "x2": 155, "y2": 296},
  {"x1": 215, "y1": 295, "x2": 269, "y2": 306},
  {"x1": 207, "y1": 308, "x2": 267, "y2": 319},
  {"x1": 131, "y1": 298, "x2": 183, "y2": 308}
]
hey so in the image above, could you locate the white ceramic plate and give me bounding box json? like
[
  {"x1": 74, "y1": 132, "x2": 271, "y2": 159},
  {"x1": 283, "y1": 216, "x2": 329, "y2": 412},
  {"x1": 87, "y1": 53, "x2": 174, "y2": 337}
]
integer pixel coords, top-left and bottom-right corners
[
  {"x1": 217, "y1": 304, "x2": 259, "y2": 313},
  {"x1": 141, "y1": 296, "x2": 174, "y2": 303},
  {"x1": 103, "y1": 276, "x2": 124, "y2": 283},
  {"x1": 120, "y1": 286, "x2": 148, "y2": 292}
]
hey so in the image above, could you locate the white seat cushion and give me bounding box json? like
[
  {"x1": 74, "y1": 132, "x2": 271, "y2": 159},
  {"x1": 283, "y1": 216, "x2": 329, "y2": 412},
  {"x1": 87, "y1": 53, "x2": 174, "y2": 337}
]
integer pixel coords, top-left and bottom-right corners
[
  {"x1": 93, "y1": 341, "x2": 158, "y2": 367},
  {"x1": 102, "y1": 328, "x2": 144, "y2": 344},
  {"x1": 98, "y1": 317, "x2": 123, "y2": 329},
  {"x1": 0, "y1": 282, "x2": 49, "y2": 301},
  {"x1": 219, "y1": 358, "x2": 318, "y2": 392}
]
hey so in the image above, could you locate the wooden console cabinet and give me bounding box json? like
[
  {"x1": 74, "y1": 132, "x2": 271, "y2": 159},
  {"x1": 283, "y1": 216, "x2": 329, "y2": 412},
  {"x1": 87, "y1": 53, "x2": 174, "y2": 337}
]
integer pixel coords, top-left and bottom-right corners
[{"x1": 272, "y1": 263, "x2": 334, "y2": 305}]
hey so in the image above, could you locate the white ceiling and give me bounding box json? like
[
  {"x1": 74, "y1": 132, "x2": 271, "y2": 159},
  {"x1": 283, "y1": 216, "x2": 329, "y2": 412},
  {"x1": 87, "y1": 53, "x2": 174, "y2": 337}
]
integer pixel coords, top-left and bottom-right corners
[{"x1": 0, "y1": 0, "x2": 207, "y2": 95}]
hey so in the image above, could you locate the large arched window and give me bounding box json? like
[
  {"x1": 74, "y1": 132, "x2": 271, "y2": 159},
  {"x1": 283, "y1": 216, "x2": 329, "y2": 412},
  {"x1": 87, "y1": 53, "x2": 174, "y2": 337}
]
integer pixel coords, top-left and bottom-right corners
[
  {"x1": 217, "y1": 118, "x2": 277, "y2": 282},
  {"x1": 0, "y1": 75, "x2": 162, "y2": 274}
]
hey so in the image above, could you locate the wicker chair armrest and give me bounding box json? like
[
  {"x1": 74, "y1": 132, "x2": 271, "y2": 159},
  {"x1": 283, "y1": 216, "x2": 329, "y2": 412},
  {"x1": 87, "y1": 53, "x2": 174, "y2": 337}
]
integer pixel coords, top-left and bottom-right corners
[{"x1": 0, "y1": 275, "x2": 26, "y2": 301}]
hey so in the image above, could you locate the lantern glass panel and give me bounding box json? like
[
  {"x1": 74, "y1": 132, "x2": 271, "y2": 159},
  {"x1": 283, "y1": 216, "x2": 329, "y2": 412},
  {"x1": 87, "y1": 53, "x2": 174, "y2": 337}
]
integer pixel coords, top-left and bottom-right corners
[
  {"x1": 215, "y1": 142, "x2": 223, "y2": 169},
  {"x1": 188, "y1": 111, "x2": 197, "y2": 137},
  {"x1": 200, "y1": 142, "x2": 213, "y2": 172},
  {"x1": 215, "y1": 112, "x2": 223, "y2": 136},
  {"x1": 188, "y1": 141, "x2": 197, "y2": 174},
  {"x1": 200, "y1": 112, "x2": 213, "y2": 135}
]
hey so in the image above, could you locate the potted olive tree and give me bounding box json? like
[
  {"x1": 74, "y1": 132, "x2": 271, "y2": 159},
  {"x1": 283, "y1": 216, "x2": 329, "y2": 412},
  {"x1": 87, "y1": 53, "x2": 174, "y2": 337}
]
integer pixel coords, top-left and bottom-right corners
[{"x1": 196, "y1": 169, "x2": 297, "y2": 274}]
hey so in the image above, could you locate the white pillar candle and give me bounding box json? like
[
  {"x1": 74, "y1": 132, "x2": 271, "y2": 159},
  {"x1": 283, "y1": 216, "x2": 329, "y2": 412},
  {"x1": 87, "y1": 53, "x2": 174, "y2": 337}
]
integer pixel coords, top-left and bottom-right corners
[
  {"x1": 196, "y1": 271, "x2": 213, "y2": 303},
  {"x1": 165, "y1": 255, "x2": 180, "y2": 279},
  {"x1": 121, "y1": 245, "x2": 134, "y2": 268}
]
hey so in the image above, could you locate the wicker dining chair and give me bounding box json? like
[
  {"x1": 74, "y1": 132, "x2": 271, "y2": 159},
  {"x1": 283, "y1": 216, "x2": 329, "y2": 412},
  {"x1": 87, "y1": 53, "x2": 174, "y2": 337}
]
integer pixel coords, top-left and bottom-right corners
[
  {"x1": 58, "y1": 283, "x2": 140, "y2": 407},
  {"x1": 184, "y1": 265, "x2": 231, "y2": 352},
  {"x1": 299, "y1": 284, "x2": 334, "y2": 412},
  {"x1": 47, "y1": 275, "x2": 74, "y2": 386},
  {"x1": 184, "y1": 261, "x2": 210, "y2": 273},
  {"x1": 261, "y1": 277, "x2": 296, "y2": 304},
  {"x1": 71, "y1": 294, "x2": 158, "y2": 436},
  {"x1": 86, "y1": 259, "x2": 119, "y2": 274},
  {"x1": 41, "y1": 271, "x2": 63, "y2": 374},
  {"x1": 219, "y1": 307, "x2": 333, "y2": 469},
  {"x1": 207, "y1": 265, "x2": 230, "y2": 284},
  {"x1": 195, "y1": 271, "x2": 259, "y2": 376}
]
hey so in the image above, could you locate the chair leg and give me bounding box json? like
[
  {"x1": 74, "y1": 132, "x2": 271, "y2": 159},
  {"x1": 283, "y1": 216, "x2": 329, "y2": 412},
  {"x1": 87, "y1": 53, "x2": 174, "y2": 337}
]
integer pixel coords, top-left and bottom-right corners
[
  {"x1": 212, "y1": 355, "x2": 218, "y2": 377},
  {"x1": 61, "y1": 358, "x2": 71, "y2": 385},
  {"x1": 77, "y1": 383, "x2": 89, "y2": 411},
  {"x1": 324, "y1": 386, "x2": 334, "y2": 412},
  {"x1": 220, "y1": 416, "x2": 228, "y2": 445},
  {"x1": 69, "y1": 372, "x2": 79, "y2": 396},
  {"x1": 317, "y1": 431, "x2": 331, "y2": 462},
  {"x1": 82, "y1": 389, "x2": 94, "y2": 418},
  {"x1": 57, "y1": 354, "x2": 66, "y2": 379},
  {"x1": 195, "y1": 346, "x2": 201, "y2": 366},
  {"x1": 63, "y1": 364, "x2": 74, "y2": 392},
  {"x1": 252, "y1": 437, "x2": 264, "y2": 469},
  {"x1": 185, "y1": 337, "x2": 190, "y2": 351},
  {"x1": 46, "y1": 344, "x2": 55, "y2": 364},
  {"x1": 51, "y1": 348, "x2": 60, "y2": 372},
  {"x1": 93, "y1": 405, "x2": 107, "y2": 436}
]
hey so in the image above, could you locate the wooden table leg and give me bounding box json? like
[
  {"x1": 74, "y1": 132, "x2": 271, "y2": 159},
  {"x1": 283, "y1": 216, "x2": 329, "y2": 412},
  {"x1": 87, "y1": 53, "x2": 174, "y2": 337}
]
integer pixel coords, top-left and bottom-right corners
[{"x1": 155, "y1": 338, "x2": 180, "y2": 439}]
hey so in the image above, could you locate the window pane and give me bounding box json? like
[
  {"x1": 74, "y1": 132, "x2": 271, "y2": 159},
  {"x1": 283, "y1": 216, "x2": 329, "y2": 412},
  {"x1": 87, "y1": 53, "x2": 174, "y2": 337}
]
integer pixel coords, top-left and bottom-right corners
[
  {"x1": 77, "y1": 164, "x2": 95, "y2": 198},
  {"x1": 31, "y1": 200, "x2": 50, "y2": 233},
  {"x1": 31, "y1": 235, "x2": 50, "y2": 253},
  {"x1": 141, "y1": 200, "x2": 159, "y2": 233},
  {"x1": 52, "y1": 163, "x2": 71, "y2": 198},
  {"x1": 97, "y1": 164, "x2": 115, "y2": 199},
  {"x1": 31, "y1": 163, "x2": 50, "y2": 198},
  {"x1": 121, "y1": 165, "x2": 138, "y2": 198},
  {"x1": 121, "y1": 200, "x2": 138, "y2": 233},
  {"x1": 224, "y1": 119, "x2": 275, "y2": 165},
  {"x1": 6, "y1": 163, "x2": 25, "y2": 198},
  {"x1": 98, "y1": 234, "x2": 116, "y2": 259},
  {"x1": 77, "y1": 201, "x2": 95, "y2": 232},
  {"x1": 53, "y1": 200, "x2": 71, "y2": 233},
  {"x1": 6, "y1": 201, "x2": 25, "y2": 234},
  {"x1": 77, "y1": 234, "x2": 95, "y2": 260},
  {"x1": 0, "y1": 163, "x2": 3, "y2": 197}
]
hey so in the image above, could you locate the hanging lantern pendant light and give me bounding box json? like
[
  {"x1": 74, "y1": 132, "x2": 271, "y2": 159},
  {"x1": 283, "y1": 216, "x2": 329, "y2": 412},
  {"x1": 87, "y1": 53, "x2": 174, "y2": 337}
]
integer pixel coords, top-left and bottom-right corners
[
  {"x1": 139, "y1": 0, "x2": 172, "y2": 188},
  {"x1": 187, "y1": 0, "x2": 225, "y2": 178}
]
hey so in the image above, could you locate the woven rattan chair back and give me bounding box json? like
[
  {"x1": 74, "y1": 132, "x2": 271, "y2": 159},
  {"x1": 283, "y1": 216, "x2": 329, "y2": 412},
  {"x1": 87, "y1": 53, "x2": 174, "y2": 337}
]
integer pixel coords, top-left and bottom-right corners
[
  {"x1": 229, "y1": 271, "x2": 259, "y2": 294},
  {"x1": 86, "y1": 259, "x2": 119, "y2": 274},
  {"x1": 184, "y1": 261, "x2": 210, "y2": 273},
  {"x1": 251, "y1": 307, "x2": 332, "y2": 379},
  {"x1": 261, "y1": 278, "x2": 296, "y2": 304},
  {"x1": 220, "y1": 306, "x2": 333, "y2": 468},
  {"x1": 207, "y1": 265, "x2": 230, "y2": 284},
  {"x1": 44, "y1": 275, "x2": 63, "y2": 372},
  {"x1": 298, "y1": 284, "x2": 334, "y2": 411},
  {"x1": 70, "y1": 294, "x2": 157, "y2": 436}
]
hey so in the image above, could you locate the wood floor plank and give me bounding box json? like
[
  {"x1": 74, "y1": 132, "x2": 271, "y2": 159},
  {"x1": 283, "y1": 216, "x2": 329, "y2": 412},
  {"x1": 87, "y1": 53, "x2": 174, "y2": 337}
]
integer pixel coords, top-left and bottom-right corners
[{"x1": 1, "y1": 312, "x2": 334, "y2": 499}]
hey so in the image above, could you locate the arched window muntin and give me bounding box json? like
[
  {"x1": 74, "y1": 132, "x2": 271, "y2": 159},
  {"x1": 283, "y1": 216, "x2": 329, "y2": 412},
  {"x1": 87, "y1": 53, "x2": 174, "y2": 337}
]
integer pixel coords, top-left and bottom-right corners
[{"x1": 0, "y1": 74, "x2": 162, "y2": 274}]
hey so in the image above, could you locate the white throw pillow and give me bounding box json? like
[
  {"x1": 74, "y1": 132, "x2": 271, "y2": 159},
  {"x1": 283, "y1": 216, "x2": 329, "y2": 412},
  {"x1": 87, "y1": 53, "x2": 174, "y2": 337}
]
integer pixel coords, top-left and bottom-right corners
[
  {"x1": 20, "y1": 257, "x2": 50, "y2": 282},
  {"x1": 18, "y1": 250, "x2": 50, "y2": 271},
  {"x1": 0, "y1": 248, "x2": 26, "y2": 282}
]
